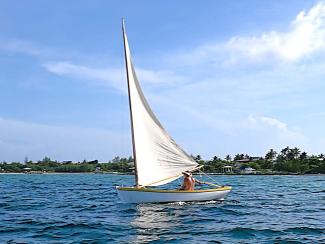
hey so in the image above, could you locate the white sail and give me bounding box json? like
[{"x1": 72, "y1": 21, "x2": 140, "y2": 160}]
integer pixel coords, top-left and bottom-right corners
[{"x1": 122, "y1": 21, "x2": 198, "y2": 187}]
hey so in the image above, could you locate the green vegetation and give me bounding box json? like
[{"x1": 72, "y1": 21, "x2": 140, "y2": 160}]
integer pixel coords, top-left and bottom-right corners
[
  {"x1": 0, "y1": 147, "x2": 324, "y2": 174},
  {"x1": 200, "y1": 147, "x2": 325, "y2": 174},
  {"x1": 0, "y1": 156, "x2": 134, "y2": 174}
]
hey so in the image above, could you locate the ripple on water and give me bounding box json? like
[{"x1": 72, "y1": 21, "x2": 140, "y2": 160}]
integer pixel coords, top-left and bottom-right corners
[{"x1": 0, "y1": 174, "x2": 324, "y2": 243}]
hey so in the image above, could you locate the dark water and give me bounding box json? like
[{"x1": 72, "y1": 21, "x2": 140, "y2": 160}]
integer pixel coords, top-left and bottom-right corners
[{"x1": 0, "y1": 174, "x2": 324, "y2": 243}]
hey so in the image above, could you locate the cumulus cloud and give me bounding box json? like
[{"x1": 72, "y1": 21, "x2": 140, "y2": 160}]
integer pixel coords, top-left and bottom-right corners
[
  {"x1": 183, "y1": 115, "x2": 311, "y2": 158},
  {"x1": 227, "y1": 2, "x2": 325, "y2": 63},
  {"x1": 172, "y1": 1, "x2": 325, "y2": 66},
  {"x1": 242, "y1": 115, "x2": 309, "y2": 151},
  {"x1": 247, "y1": 116, "x2": 288, "y2": 131}
]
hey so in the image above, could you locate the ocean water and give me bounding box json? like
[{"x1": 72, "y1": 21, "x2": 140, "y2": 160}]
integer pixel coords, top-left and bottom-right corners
[{"x1": 0, "y1": 174, "x2": 324, "y2": 243}]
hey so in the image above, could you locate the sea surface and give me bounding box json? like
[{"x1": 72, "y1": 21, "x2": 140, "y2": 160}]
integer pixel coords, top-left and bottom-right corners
[{"x1": 0, "y1": 174, "x2": 324, "y2": 243}]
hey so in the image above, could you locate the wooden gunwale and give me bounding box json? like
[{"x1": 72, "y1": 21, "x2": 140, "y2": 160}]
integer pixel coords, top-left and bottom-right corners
[{"x1": 117, "y1": 186, "x2": 232, "y2": 193}]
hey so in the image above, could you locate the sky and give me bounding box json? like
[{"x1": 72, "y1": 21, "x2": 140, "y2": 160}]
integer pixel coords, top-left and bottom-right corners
[{"x1": 1, "y1": 0, "x2": 325, "y2": 162}]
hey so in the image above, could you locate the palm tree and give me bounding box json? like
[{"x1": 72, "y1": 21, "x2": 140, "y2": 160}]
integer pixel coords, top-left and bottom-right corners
[
  {"x1": 265, "y1": 149, "x2": 277, "y2": 161},
  {"x1": 234, "y1": 154, "x2": 244, "y2": 160},
  {"x1": 195, "y1": 155, "x2": 201, "y2": 161},
  {"x1": 212, "y1": 156, "x2": 219, "y2": 162},
  {"x1": 292, "y1": 147, "x2": 301, "y2": 159},
  {"x1": 279, "y1": 146, "x2": 290, "y2": 160},
  {"x1": 225, "y1": 155, "x2": 232, "y2": 161},
  {"x1": 300, "y1": 152, "x2": 307, "y2": 160}
]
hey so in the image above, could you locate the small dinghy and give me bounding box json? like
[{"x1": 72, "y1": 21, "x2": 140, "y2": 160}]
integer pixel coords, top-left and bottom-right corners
[
  {"x1": 117, "y1": 186, "x2": 232, "y2": 204},
  {"x1": 117, "y1": 20, "x2": 232, "y2": 203}
]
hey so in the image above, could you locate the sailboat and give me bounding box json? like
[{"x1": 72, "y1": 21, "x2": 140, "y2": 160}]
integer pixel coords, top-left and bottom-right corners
[{"x1": 116, "y1": 20, "x2": 232, "y2": 203}]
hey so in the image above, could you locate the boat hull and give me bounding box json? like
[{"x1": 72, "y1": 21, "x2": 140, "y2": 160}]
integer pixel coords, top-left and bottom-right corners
[{"x1": 116, "y1": 186, "x2": 232, "y2": 203}]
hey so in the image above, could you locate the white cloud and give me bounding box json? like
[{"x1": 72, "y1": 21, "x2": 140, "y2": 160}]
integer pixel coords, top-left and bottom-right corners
[
  {"x1": 178, "y1": 115, "x2": 311, "y2": 158},
  {"x1": 171, "y1": 1, "x2": 325, "y2": 66},
  {"x1": 0, "y1": 39, "x2": 48, "y2": 56},
  {"x1": 146, "y1": 85, "x2": 314, "y2": 157},
  {"x1": 136, "y1": 68, "x2": 187, "y2": 86},
  {"x1": 2, "y1": 4, "x2": 323, "y2": 160},
  {"x1": 0, "y1": 117, "x2": 129, "y2": 162},
  {"x1": 247, "y1": 116, "x2": 288, "y2": 131},
  {"x1": 242, "y1": 115, "x2": 309, "y2": 152},
  {"x1": 0, "y1": 39, "x2": 75, "y2": 60},
  {"x1": 43, "y1": 61, "x2": 186, "y2": 92},
  {"x1": 227, "y1": 2, "x2": 325, "y2": 63},
  {"x1": 43, "y1": 61, "x2": 125, "y2": 91}
]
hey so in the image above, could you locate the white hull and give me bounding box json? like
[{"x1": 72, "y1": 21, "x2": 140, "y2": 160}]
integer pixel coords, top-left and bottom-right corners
[{"x1": 116, "y1": 186, "x2": 232, "y2": 203}]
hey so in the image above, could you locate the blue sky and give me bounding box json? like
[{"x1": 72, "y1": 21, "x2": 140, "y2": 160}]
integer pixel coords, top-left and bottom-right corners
[{"x1": 1, "y1": 0, "x2": 325, "y2": 162}]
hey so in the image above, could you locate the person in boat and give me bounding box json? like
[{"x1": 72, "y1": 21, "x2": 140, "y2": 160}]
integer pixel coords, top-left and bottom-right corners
[{"x1": 179, "y1": 171, "x2": 203, "y2": 191}]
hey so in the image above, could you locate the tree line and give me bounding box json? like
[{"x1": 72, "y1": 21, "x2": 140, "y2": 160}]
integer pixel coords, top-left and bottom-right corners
[
  {"x1": 198, "y1": 146, "x2": 325, "y2": 174},
  {"x1": 0, "y1": 147, "x2": 324, "y2": 174},
  {"x1": 0, "y1": 156, "x2": 133, "y2": 174}
]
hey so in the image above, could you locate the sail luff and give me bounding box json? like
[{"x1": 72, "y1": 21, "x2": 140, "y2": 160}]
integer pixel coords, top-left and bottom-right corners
[{"x1": 122, "y1": 19, "x2": 139, "y2": 187}]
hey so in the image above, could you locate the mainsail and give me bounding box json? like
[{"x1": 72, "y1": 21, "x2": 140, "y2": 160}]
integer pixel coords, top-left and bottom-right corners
[{"x1": 122, "y1": 20, "x2": 198, "y2": 187}]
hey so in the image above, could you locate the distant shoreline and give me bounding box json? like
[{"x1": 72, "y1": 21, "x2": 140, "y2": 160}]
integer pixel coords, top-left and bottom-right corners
[{"x1": 1, "y1": 172, "x2": 324, "y2": 176}]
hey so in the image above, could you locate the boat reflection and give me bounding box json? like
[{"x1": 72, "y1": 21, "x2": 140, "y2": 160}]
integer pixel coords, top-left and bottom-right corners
[{"x1": 131, "y1": 203, "x2": 189, "y2": 243}]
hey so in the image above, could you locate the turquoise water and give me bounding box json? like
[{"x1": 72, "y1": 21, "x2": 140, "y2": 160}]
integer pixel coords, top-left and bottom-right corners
[{"x1": 0, "y1": 174, "x2": 324, "y2": 243}]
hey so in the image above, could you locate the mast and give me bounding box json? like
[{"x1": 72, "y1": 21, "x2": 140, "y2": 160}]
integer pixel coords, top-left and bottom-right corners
[{"x1": 122, "y1": 19, "x2": 139, "y2": 187}]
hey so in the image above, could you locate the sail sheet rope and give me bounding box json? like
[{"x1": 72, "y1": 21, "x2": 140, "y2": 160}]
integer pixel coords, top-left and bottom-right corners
[{"x1": 197, "y1": 169, "x2": 222, "y2": 187}]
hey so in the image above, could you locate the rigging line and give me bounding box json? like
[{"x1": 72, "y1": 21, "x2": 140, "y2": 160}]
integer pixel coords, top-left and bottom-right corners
[{"x1": 198, "y1": 169, "x2": 221, "y2": 187}]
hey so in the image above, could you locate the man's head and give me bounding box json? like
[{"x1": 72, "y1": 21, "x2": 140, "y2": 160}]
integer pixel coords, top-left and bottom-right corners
[{"x1": 182, "y1": 171, "x2": 192, "y2": 177}]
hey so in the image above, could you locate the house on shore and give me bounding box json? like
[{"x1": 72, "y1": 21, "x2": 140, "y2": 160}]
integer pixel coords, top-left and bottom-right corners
[
  {"x1": 23, "y1": 167, "x2": 32, "y2": 173},
  {"x1": 221, "y1": 165, "x2": 233, "y2": 173},
  {"x1": 242, "y1": 167, "x2": 256, "y2": 174},
  {"x1": 234, "y1": 156, "x2": 262, "y2": 173}
]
